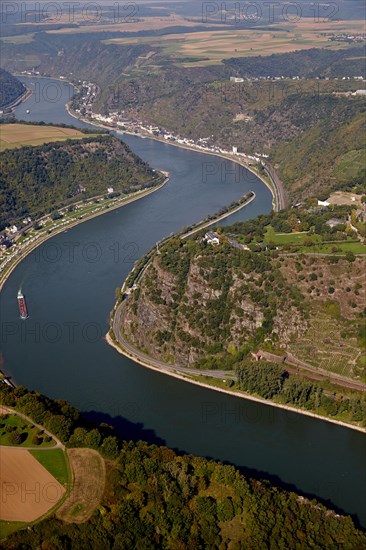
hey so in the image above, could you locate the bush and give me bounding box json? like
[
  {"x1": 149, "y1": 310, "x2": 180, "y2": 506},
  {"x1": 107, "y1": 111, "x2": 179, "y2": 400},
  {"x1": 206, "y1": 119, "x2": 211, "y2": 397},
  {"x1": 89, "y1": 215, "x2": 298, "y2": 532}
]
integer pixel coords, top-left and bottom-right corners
[{"x1": 8, "y1": 431, "x2": 22, "y2": 445}]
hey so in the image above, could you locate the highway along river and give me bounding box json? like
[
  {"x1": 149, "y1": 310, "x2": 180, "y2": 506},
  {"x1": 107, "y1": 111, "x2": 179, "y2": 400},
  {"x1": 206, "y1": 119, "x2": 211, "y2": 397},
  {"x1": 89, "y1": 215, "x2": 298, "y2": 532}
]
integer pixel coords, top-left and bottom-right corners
[{"x1": 1, "y1": 77, "x2": 365, "y2": 527}]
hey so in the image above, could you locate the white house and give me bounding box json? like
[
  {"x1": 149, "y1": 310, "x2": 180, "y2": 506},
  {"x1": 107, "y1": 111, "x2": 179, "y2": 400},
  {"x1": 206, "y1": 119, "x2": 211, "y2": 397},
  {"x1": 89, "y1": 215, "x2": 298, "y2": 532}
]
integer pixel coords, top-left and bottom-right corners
[
  {"x1": 317, "y1": 200, "x2": 330, "y2": 207},
  {"x1": 205, "y1": 232, "x2": 220, "y2": 245}
]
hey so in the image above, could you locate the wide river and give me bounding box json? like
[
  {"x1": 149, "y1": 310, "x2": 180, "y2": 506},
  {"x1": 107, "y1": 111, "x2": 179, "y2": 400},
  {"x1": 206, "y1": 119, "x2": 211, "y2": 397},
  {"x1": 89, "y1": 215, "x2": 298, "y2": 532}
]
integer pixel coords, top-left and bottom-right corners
[{"x1": 1, "y1": 77, "x2": 365, "y2": 527}]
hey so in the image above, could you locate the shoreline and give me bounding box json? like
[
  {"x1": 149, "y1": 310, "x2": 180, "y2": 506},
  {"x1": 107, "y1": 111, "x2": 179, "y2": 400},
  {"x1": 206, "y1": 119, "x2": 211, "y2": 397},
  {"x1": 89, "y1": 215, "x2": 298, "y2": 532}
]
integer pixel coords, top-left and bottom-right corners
[
  {"x1": 0, "y1": 175, "x2": 169, "y2": 292},
  {"x1": 66, "y1": 106, "x2": 280, "y2": 212},
  {"x1": 105, "y1": 333, "x2": 366, "y2": 434},
  {"x1": 10, "y1": 77, "x2": 364, "y2": 434},
  {"x1": 181, "y1": 192, "x2": 255, "y2": 238}
]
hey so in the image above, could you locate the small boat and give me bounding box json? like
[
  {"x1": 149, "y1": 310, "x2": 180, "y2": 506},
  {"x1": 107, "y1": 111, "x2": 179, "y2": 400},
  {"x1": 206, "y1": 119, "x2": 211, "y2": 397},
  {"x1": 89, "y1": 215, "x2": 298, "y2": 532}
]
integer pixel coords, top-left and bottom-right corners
[
  {"x1": 17, "y1": 290, "x2": 29, "y2": 320},
  {"x1": 26, "y1": 109, "x2": 30, "y2": 114}
]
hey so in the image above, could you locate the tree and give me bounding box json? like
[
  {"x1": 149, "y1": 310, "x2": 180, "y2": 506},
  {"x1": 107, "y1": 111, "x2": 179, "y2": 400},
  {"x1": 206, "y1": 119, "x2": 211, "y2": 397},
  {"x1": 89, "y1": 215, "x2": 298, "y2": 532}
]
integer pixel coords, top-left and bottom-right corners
[
  {"x1": 345, "y1": 251, "x2": 356, "y2": 263},
  {"x1": 85, "y1": 428, "x2": 102, "y2": 449},
  {"x1": 45, "y1": 415, "x2": 72, "y2": 442},
  {"x1": 8, "y1": 431, "x2": 22, "y2": 445},
  {"x1": 100, "y1": 436, "x2": 119, "y2": 459}
]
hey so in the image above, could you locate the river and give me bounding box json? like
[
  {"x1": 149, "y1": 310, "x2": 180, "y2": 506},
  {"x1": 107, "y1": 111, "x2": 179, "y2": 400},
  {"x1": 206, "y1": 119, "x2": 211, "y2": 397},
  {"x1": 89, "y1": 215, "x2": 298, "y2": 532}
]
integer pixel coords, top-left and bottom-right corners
[{"x1": 1, "y1": 77, "x2": 365, "y2": 527}]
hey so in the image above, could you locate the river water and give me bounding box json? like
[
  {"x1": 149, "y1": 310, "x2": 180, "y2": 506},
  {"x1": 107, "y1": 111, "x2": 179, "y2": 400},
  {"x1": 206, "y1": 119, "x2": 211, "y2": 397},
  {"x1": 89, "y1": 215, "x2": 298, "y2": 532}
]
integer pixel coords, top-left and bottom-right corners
[{"x1": 1, "y1": 77, "x2": 365, "y2": 527}]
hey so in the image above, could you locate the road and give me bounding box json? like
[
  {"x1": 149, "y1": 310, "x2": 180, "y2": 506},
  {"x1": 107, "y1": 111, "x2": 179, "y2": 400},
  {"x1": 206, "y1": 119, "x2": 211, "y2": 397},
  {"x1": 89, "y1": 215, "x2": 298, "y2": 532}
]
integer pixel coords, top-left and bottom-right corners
[
  {"x1": 263, "y1": 162, "x2": 287, "y2": 211},
  {"x1": 113, "y1": 301, "x2": 234, "y2": 381},
  {"x1": 113, "y1": 301, "x2": 366, "y2": 392},
  {"x1": 0, "y1": 406, "x2": 65, "y2": 450}
]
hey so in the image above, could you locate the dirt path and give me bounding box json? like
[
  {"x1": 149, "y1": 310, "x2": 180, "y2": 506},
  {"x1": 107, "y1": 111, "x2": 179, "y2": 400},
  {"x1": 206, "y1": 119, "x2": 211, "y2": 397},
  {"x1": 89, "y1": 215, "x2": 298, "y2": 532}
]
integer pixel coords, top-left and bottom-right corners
[{"x1": 0, "y1": 406, "x2": 64, "y2": 449}]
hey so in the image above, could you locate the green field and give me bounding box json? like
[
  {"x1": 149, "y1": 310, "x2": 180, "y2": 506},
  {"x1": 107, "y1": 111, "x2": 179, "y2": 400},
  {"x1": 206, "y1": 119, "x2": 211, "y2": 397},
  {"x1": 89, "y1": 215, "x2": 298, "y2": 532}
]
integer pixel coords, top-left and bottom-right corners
[
  {"x1": 300, "y1": 241, "x2": 366, "y2": 254},
  {"x1": 0, "y1": 521, "x2": 28, "y2": 540},
  {"x1": 30, "y1": 449, "x2": 71, "y2": 487},
  {"x1": 264, "y1": 226, "x2": 312, "y2": 244},
  {"x1": 0, "y1": 414, "x2": 55, "y2": 448},
  {"x1": 264, "y1": 226, "x2": 366, "y2": 254}
]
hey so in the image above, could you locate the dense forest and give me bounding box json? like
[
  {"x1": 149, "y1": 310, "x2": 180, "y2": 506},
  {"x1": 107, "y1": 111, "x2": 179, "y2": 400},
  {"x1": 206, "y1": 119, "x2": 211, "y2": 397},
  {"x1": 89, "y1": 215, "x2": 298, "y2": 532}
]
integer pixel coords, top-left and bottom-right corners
[
  {"x1": 0, "y1": 69, "x2": 25, "y2": 109},
  {"x1": 235, "y1": 359, "x2": 366, "y2": 424},
  {"x1": 0, "y1": 134, "x2": 158, "y2": 229},
  {"x1": 1, "y1": 382, "x2": 365, "y2": 548}
]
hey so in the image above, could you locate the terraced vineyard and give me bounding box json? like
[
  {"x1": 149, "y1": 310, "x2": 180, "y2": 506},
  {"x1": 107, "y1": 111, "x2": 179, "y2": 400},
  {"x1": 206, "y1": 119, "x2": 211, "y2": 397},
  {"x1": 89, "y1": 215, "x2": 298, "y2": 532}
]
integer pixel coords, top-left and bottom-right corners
[{"x1": 288, "y1": 311, "x2": 361, "y2": 379}]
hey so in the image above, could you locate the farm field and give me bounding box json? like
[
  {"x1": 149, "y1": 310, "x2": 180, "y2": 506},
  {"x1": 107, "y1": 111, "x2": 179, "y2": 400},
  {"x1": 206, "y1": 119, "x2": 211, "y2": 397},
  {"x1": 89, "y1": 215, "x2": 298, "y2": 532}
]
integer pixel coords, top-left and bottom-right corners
[
  {"x1": 0, "y1": 124, "x2": 87, "y2": 151},
  {"x1": 56, "y1": 448, "x2": 106, "y2": 523},
  {"x1": 103, "y1": 20, "x2": 365, "y2": 65},
  {"x1": 0, "y1": 447, "x2": 66, "y2": 523},
  {"x1": 0, "y1": 413, "x2": 56, "y2": 447},
  {"x1": 30, "y1": 449, "x2": 71, "y2": 486}
]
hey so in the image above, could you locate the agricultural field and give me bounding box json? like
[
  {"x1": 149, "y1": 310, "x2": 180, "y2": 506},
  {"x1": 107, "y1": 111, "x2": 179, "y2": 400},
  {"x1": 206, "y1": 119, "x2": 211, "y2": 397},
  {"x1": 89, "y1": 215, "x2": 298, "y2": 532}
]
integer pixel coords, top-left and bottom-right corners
[
  {"x1": 104, "y1": 20, "x2": 365, "y2": 65},
  {"x1": 0, "y1": 414, "x2": 56, "y2": 447},
  {"x1": 0, "y1": 124, "x2": 87, "y2": 151},
  {"x1": 56, "y1": 448, "x2": 106, "y2": 524},
  {"x1": 0, "y1": 447, "x2": 66, "y2": 523},
  {"x1": 30, "y1": 449, "x2": 71, "y2": 487}
]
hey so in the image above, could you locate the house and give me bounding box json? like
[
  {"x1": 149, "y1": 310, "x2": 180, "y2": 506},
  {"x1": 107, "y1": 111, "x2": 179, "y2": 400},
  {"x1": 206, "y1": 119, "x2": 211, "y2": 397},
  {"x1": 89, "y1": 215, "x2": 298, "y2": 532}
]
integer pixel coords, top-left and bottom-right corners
[
  {"x1": 5, "y1": 225, "x2": 18, "y2": 234},
  {"x1": 317, "y1": 200, "x2": 329, "y2": 207},
  {"x1": 205, "y1": 232, "x2": 220, "y2": 245},
  {"x1": 107, "y1": 187, "x2": 114, "y2": 194},
  {"x1": 228, "y1": 238, "x2": 249, "y2": 250},
  {"x1": 326, "y1": 217, "x2": 345, "y2": 228}
]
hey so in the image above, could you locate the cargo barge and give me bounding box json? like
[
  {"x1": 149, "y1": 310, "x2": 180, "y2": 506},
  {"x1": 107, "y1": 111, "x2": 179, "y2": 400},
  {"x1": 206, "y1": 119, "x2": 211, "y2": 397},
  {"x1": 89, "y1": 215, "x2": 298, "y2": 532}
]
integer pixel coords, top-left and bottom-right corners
[{"x1": 17, "y1": 289, "x2": 29, "y2": 320}]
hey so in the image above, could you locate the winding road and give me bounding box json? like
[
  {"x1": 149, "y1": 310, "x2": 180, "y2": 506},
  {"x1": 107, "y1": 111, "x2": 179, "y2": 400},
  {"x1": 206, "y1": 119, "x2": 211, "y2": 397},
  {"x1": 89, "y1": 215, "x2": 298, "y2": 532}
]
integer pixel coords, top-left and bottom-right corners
[{"x1": 112, "y1": 301, "x2": 233, "y2": 381}]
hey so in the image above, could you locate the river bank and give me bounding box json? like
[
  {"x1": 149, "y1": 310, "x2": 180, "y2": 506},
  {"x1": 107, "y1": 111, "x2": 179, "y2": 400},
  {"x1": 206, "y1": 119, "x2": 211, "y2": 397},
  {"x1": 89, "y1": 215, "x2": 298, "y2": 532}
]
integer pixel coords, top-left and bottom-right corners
[
  {"x1": 66, "y1": 104, "x2": 282, "y2": 211},
  {"x1": 0, "y1": 175, "x2": 169, "y2": 292},
  {"x1": 181, "y1": 192, "x2": 256, "y2": 239},
  {"x1": 106, "y1": 333, "x2": 366, "y2": 434},
  {"x1": 1, "y1": 86, "x2": 32, "y2": 115}
]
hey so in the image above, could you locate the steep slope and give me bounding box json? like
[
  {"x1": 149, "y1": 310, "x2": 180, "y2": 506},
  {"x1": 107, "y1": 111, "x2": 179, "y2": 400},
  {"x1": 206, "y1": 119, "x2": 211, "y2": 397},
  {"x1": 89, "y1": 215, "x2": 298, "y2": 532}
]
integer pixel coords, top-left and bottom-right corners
[
  {"x1": 0, "y1": 69, "x2": 26, "y2": 108},
  {"x1": 0, "y1": 132, "x2": 158, "y2": 228}
]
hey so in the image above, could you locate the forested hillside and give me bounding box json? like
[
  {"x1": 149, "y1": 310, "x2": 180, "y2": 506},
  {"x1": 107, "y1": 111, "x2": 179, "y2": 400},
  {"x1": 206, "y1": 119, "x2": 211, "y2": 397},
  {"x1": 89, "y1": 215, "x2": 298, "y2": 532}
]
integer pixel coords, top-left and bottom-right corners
[
  {"x1": 1, "y1": 34, "x2": 364, "y2": 203},
  {"x1": 0, "y1": 69, "x2": 25, "y2": 109},
  {"x1": 224, "y1": 46, "x2": 366, "y2": 78},
  {"x1": 0, "y1": 133, "x2": 158, "y2": 229},
  {"x1": 117, "y1": 204, "x2": 366, "y2": 425},
  {"x1": 121, "y1": 206, "x2": 365, "y2": 367},
  {"x1": 1, "y1": 382, "x2": 365, "y2": 548}
]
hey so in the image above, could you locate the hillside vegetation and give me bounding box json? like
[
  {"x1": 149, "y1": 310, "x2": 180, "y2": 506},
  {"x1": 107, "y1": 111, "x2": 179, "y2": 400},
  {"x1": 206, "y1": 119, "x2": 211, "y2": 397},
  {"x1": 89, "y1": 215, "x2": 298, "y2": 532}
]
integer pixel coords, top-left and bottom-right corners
[
  {"x1": 121, "y1": 206, "x2": 365, "y2": 366},
  {"x1": 1, "y1": 383, "x2": 365, "y2": 548},
  {"x1": 0, "y1": 132, "x2": 158, "y2": 229},
  {"x1": 0, "y1": 69, "x2": 25, "y2": 109},
  {"x1": 117, "y1": 205, "x2": 366, "y2": 425},
  {"x1": 2, "y1": 35, "x2": 364, "y2": 202}
]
